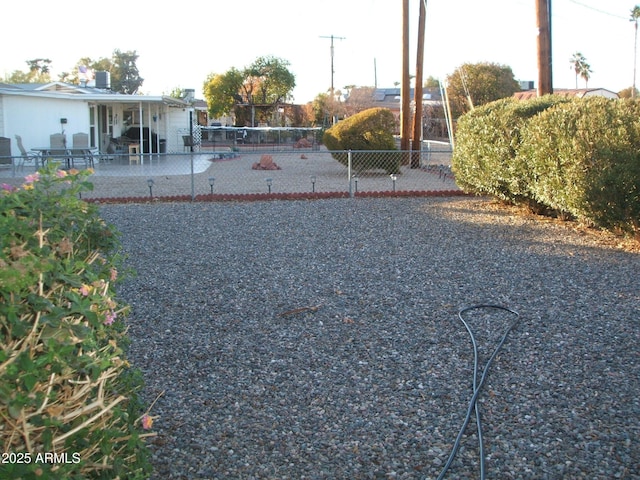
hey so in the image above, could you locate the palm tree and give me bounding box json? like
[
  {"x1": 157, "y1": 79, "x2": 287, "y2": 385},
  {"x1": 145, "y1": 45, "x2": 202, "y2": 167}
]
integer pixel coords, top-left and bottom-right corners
[
  {"x1": 570, "y1": 52, "x2": 592, "y2": 88},
  {"x1": 581, "y1": 62, "x2": 592, "y2": 87},
  {"x1": 630, "y1": 6, "x2": 640, "y2": 98}
]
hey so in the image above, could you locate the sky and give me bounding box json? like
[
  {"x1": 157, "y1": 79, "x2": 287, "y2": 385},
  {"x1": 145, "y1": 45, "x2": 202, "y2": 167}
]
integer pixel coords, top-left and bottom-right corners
[{"x1": 2, "y1": 0, "x2": 638, "y2": 103}]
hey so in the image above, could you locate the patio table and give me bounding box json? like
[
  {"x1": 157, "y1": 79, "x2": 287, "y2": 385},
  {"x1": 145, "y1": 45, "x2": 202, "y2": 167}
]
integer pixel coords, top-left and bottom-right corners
[
  {"x1": 31, "y1": 148, "x2": 95, "y2": 169},
  {"x1": 30, "y1": 148, "x2": 64, "y2": 169}
]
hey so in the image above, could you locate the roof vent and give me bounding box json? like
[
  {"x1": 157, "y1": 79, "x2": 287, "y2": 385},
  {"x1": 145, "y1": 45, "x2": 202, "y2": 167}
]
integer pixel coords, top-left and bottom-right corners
[{"x1": 183, "y1": 89, "x2": 195, "y2": 102}]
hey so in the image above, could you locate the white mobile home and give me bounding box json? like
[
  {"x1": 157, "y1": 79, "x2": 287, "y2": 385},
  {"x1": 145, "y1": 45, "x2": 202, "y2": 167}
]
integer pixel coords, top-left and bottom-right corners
[{"x1": 0, "y1": 82, "x2": 194, "y2": 157}]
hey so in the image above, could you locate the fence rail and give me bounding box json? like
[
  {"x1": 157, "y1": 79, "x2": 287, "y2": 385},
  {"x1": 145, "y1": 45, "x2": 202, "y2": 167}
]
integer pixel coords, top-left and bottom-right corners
[{"x1": 0, "y1": 144, "x2": 457, "y2": 201}]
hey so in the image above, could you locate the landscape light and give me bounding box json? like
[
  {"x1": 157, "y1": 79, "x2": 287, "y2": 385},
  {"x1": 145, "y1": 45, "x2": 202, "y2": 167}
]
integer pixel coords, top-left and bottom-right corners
[
  {"x1": 266, "y1": 178, "x2": 273, "y2": 194},
  {"x1": 310, "y1": 175, "x2": 316, "y2": 192},
  {"x1": 390, "y1": 174, "x2": 397, "y2": 192},
  {"x1": 147, "y1": 178, "x2": 154, "y2": 197},
  {"x1": 208, "y1": 176, "x2": 215, "y2": 194}
]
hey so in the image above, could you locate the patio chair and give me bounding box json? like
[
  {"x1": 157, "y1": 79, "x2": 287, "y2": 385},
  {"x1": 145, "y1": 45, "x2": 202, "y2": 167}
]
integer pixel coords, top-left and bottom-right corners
[
  {"x1": 49, "y1": 133, "x2": 71, "y2": 168},
  {"x1": 14, "y1": 135, "x2": 39, "y2": 171},
  {"x1": 182, "y1": 135, "x2": 199, "y2": 152},
  {"x1": 50, "y1": 133, "x2": 67, "y2": 149},
  {"x1": 71, "y1": 132, "x2": 94, "y2": 168},
  {"x1": 0, "y1": 137, "x2": 12, "y2": 168}
]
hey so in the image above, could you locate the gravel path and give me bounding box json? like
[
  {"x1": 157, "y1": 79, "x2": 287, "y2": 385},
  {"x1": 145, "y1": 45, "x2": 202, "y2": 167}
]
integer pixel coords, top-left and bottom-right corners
[{"x1": 99, "y1": 197, "x2": 640, "y2": 480}]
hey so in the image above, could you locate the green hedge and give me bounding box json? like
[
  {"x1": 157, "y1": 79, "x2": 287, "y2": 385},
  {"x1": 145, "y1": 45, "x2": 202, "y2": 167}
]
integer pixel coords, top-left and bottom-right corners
[
  {"x1": 520, "y1": 97, "x2": 640, "y2": 233},
  {"x1": 323, "y1": 107, "x2": 400, "y2": 174},
  {"x1": 452, "y1": 96, "x2": 640, "y2": 237},
  {"x1": 452, "y1": 95, "x2": 569, "y2": 205}
]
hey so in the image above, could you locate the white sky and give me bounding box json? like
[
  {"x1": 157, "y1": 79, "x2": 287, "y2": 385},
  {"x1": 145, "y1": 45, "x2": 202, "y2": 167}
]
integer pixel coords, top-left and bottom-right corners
[{"x1": 2, "y1": 0, "x2": 637, "y2": 103}]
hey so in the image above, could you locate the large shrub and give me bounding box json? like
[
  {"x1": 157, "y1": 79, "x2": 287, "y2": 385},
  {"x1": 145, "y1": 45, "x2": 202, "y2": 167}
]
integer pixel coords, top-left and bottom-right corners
[
  {"x1": 452, "y1": 95, "x2": 569, "y2": 205},
  {"x1": 323, "y1": 107, "x2": 400, "y2": 174},
  {"x1": 453, "y1": 95, "x2": 640, "y2": 237},
  {"x1": 520, "y1": 97, "x2": 640, "y2": 234},
  {"x1": 0, "y1": 165, "x2": 152, "y2": 479}
]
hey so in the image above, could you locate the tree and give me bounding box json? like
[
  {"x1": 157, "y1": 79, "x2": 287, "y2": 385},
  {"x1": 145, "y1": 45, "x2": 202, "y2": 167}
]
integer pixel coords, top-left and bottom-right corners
[
  {"x1": 570, "y1": 52, "x2": 592, "y2": 88},
  {"x1": 203, "y1": 56, "x2": 295, "y2": 126},
  {"x1": 344, "y1": 86, "x2": 375, "y2": 117},
  {"x1": 310, "y1": 92, "x2": 346, "y2": 127},
  {"x1": 203, "y1": 68, "x2": 245, "y2": 120},
  {"x1": 618, "y1": 86, "x2": 640, "y2": 98},
  {"x1": 167, "y1": 87, "x2": 186, "y2": 99},
  {"x1": 3, "y1": 51, "x2": 142, "y2": 93},
  {"x1": 247, "y1": 56, "x2": 295, "y2": 105},
  {"x1": 445, "y1": 62, "x2": 520, "y2": 118},
  {"x1": 424, "y1": 76, "x2": 441, "y2": 89},
  {"x1": 110, "y1": 49, "x2": 143, "y2": 94},
  {"x1": 631, "y1": 6, "x2": 640, "y2": 98},
  {"x1": 59, "y1": 57, "x2": 113, "y2": 85},
  {"x1": 4, "y1": 58, "x2": 52, "y2": 83}
]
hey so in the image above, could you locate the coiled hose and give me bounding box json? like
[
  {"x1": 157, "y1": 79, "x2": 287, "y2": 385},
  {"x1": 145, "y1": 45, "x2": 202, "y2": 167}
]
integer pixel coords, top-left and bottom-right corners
[{"x1": 436, "y1": 304, "x2": 520, "y2": 480}]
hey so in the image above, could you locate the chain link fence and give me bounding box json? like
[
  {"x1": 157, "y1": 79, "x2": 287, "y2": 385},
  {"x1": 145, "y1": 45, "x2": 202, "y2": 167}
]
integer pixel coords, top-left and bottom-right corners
[{"x1": 0, "y1": 143, "x2": 457, "y2": 201}]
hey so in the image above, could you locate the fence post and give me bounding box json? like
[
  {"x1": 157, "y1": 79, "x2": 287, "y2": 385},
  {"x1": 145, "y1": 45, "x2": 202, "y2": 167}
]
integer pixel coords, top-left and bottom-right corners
[
  {"x1": 190, "y1": 153, "x2": 195, "y2": 201},
  {"x1": 348, "y1": 150, "x2": 353, "y2": 198}
]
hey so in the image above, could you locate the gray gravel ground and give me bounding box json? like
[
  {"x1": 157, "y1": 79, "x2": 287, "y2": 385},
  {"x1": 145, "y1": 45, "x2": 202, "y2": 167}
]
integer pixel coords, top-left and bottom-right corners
[{"x1": 99, "y1": 197, "x2": 640, "y2": 480}]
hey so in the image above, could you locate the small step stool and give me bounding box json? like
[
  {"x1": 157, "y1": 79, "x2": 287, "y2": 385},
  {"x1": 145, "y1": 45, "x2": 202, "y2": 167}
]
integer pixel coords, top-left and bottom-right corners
[{"x1": 129, "y1": 144, "x2": 140, "y2": 164}]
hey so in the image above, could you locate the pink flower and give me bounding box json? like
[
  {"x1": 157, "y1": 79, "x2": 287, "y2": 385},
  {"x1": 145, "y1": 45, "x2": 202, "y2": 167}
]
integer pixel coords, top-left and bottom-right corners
[
  {"x1": 103, "y1": 310, "x2": 116, "y2": 326},
  {"x1": 1, "y1": 184, "x2": 17, "y2": 193},
  {"x1": 23, "y1": 173, "x2": 40, "y2": 184},
  {"x1": 141, "y1": 414, "x2": 153, "y2": 430},
  {"x1": 110, "y1": 268, "x2": 118, "y2": 282},
  {"x1": 56, "y1": 170, "x2": 68, "y2": 178},
  {"x1": 79, "y1": 284, "x2": 91, "y2": 296}
]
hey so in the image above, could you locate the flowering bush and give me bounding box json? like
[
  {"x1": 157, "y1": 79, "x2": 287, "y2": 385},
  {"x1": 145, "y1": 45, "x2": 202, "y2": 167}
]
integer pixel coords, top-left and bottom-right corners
[{"x1": 0, "y1": 165, "x2": 152, "y2": 479}]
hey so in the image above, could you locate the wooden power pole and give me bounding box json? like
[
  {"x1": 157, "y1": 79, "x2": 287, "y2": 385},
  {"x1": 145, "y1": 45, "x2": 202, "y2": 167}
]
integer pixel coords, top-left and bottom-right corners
[
  {"x1": 411, "y1": 0, "x2": 427, "y2": 168},
  {"x1": 320, "y1": 34, "x2": 346, "y2": 99},
  {"x1": 401, "y1": 0, "x2": 411, "y2": 152},
  {"x1": 536, "y1": 0, "x2": 553, "y2": 96}
]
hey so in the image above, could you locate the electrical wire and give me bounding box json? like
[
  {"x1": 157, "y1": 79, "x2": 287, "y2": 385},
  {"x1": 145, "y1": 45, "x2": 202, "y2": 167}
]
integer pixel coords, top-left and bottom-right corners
[{"x1": 436, "y1": 305, "x2": 520, "y2": 480}]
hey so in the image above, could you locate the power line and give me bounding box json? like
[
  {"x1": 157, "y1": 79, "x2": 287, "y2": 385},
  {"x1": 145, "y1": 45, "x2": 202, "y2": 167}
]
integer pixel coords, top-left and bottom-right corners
[{"x1": 567, "y1": 0, "x2": 628, "y2": 20}]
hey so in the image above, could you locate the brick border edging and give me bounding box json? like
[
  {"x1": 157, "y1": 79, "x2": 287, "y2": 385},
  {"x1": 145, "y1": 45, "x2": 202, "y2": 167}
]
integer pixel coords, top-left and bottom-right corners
[{"x1": 85, "y1": 190, "x2": 468, "y2": 205}]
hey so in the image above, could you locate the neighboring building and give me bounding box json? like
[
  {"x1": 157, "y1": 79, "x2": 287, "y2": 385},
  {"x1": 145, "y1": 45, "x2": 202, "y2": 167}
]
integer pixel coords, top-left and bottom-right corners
[
  {"x1": 514, "y1": 88, "x2": 620, "y2": 100},
  {"x1": 0, "y1": 81, "x2": 194, "y2": 155},
  {"x1": 368, "y1": 87, "x2": 443, "y2": 113}
]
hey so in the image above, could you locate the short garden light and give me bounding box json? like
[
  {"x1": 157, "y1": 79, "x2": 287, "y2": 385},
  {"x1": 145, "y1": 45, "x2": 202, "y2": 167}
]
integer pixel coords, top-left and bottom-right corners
[
  {"x1": 352, "y1": 174, "x2": 358, "y2": 193},
  {"x1": 310, "y1": 175, "x2": 316, "y2": 192},
  {"x1": 147, "y1": 178, "x2": 154, "y2": 198},
  {"x1": 266, "y1": 178, "x2": 273, "y2": 194},
  {"x1": 208, "y1": 176, "x2": 215, "y2": 194},
  {"x1": 390, "y1": 174, "x2": 397, "y2": 192}
]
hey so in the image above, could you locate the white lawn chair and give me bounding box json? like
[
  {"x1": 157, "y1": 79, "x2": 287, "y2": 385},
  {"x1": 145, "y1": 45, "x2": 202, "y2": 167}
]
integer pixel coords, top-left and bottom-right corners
[
  {"x1": 14, "y1": 135, "x2": 39, "y2": 171},
  {"x1": 72, "y1": 132, "x2": 94, "y2": 168},
  {"x1": 49, "y1": 133, "x2": 70, "y2": 168}
]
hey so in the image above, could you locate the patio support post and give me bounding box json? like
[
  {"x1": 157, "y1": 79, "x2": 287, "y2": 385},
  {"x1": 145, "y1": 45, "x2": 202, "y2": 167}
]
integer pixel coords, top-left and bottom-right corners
[{"x1": 138, "y1": 102, "x2": 144, "y2": 164}]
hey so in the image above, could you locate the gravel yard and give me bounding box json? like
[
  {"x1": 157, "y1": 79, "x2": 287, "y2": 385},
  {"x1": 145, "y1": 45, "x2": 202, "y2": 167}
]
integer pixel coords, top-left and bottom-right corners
[{"x1": 100, "y1": 197, "x2": 640, "y2": 480}]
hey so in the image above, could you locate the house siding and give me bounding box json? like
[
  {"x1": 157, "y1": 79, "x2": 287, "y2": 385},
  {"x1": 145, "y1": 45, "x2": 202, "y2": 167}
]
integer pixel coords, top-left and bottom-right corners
[{"x1": 4, "y1": 95, "x2": 91, "y2": 151}]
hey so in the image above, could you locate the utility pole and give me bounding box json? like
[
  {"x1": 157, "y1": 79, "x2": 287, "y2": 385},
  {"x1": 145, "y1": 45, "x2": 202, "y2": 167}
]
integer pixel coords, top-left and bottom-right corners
[
  {"x1": 536, "y1": 0, "x2": 553, "y2": 96},
  {"x1": 401, "y1": 0, "x2": 411, "y2": 152},
  {"x1": 320, "y1": 35, "x2": 346, "y2": 99},
  {"x1": 411, "y1": 0, "x2": 427, "y2": 168}
]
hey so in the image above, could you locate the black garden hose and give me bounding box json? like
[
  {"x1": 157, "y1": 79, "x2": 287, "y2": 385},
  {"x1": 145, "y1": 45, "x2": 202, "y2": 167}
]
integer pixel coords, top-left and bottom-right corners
[{"x1": 436, "y1": 304, "x2": 520, "y2": 480}]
